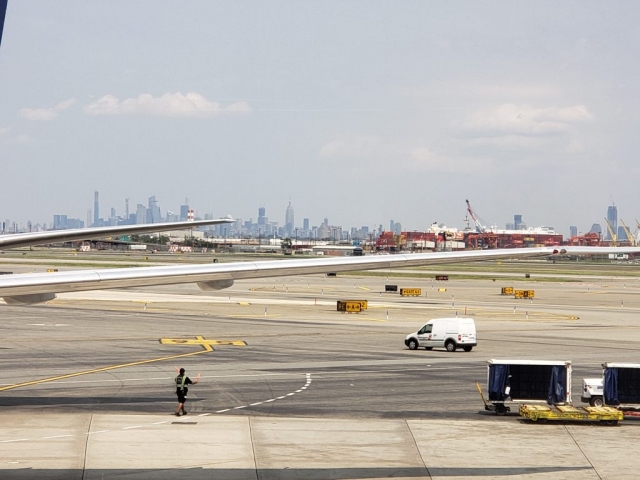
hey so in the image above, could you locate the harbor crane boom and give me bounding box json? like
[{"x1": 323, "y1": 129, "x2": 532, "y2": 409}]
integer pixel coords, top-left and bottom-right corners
[{"x1": 465, "y1": 199, "x2": 486, "y2": 233}]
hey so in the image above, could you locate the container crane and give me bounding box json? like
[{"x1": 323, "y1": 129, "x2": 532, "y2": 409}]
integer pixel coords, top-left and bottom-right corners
[
  {"x1": 604, "y1": 218, "x2": 617, "y2": 246},
  {"x1": 465, "y1": 199, "x2": 486, "y2": 233},
  {"x1": 620, "y1": 219, "x2": 635, "y2": 246}
]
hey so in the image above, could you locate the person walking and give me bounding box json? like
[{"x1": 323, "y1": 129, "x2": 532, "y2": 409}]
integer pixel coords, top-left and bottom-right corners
[{"x1": 175, "y1": 367, "x2": 199, "y2": 416}]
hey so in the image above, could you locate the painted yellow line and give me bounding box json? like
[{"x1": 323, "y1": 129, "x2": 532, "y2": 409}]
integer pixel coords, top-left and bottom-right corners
[
  {"x1": 238, "y1": 302, "x2": 251, "y2": 306},
  {"x1": 160, "y1": 336, "x2": 246, "y2": 350},
  {"x1": 0, "y1": 350, "x2": 208, "y2": 392}
]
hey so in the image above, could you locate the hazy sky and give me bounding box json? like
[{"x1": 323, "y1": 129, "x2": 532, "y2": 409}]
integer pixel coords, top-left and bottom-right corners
[{"x1": 1, "y1": 1, "x2": 639, "y2": 235}]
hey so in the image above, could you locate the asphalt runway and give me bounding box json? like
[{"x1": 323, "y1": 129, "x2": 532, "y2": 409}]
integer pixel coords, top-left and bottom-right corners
[
  {"x1": 3, "y1": 265, "x2": 640, "y2": 479},
  {"x1": 2, "y1": 270, "x2": 640, "y2": 419}
]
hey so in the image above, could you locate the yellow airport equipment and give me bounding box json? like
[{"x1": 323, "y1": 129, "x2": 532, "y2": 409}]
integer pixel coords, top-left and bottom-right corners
[
  {"x1": 438, "y1": 288, "x2": 447, "y2": 292},
  {"x1": 46, "y1": 269, "x2": 58, "y2": 273},
  {"x1": 519, "y1": 404, "x2": 622, "y2": 425},
  {"x1": 514, "y1": 290, "x2": 534, "y2": 299},
  {"x1": 400, "y1": 288, "x2": 422, "y2": 297},
  {"x1": 340, "y1": 300, "x2": 367, "y2": 310},
  {"x1": 501, "y1": 287, "x2": 514, "y2": 295},
  {"x1": 337, "y1": 301, "x2": 363, "y2": 313}
]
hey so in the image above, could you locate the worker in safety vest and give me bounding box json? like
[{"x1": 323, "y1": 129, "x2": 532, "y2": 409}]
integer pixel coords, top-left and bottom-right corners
[{"x1": 175, "y1": 367, "x2": 199, "y2": 416}]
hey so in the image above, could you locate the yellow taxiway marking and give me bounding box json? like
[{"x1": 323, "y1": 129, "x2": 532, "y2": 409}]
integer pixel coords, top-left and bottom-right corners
[
  {"x1": 0, "y1": 350, "x2": 207, "y2": 392},
  {"x1": 160, "y1": 335, "x2": 247, "y2": 352}
]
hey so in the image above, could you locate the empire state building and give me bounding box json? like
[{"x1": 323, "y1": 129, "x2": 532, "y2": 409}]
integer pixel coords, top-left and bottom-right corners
[{"x1": 285, "y1": 201, "x2": 295, "y2": 237}]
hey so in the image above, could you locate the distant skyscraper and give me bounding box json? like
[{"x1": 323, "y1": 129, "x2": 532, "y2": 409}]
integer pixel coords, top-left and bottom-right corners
[
  {"x1": 285, "y1": 201, "x2": 294, "y2": 236},
  {"x1": 93, "y1": 191, "x2": 99, "y2": 226},
  {"x1": 258, "y1": 206, "x2": 266, "y2": 225},
  {"x1": 514, "y1": 215, "x2": 523, "y2": 230},
  {"x1": 148, "y1": 195, "x2": 161, "y2": 223},
  {"x1": 303, "y1": 218, "x2": 309, "y2": 231},
  {"x1": 569, "y1": 226, "x2": 578, "y2": 237},
  {"x1": 136, "y1": 204, "x2": 146, "y2": 225},
  {"x1": 606, "y1": 205, "x2": 618, "y2": 241},
  {"x1": 180, "y1": 203, "x2": 189, "y2": 221}
]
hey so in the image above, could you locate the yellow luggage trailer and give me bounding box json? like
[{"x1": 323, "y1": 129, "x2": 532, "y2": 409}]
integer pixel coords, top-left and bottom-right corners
[{"x1": 519, "y1": 404, "x2": 623, "y2": 425}]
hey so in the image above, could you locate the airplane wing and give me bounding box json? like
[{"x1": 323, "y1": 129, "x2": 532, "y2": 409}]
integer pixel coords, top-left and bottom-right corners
[
  {"x1": 0, "y1": 218, "x2": 233, "y2": 250},
  {"x1": 1, "y1": 245, "x2": 639, "y2": 305}
]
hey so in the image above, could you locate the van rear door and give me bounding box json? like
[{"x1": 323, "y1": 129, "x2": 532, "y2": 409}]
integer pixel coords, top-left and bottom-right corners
[{"x1": 459, "y1": 321, "x2": 476, "y2": 343}]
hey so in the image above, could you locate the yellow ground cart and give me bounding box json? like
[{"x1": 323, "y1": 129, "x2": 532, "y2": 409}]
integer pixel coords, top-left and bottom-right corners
[{"x1": 519, "y1": 404, "x2": 623, "y2": 425}]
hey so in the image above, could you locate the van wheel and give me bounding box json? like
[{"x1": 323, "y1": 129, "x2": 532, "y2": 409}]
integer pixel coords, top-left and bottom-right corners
[
  {"x1": 408, "y1": 339, "x2": 418, "y2": 350},
  {"x1": 425, "y1": 347, "x2": 433, "y2": 350},
  {"x1": 445, "y1": 340, "x2": 456, "y2": 352},
  {"x1": 463, "y1": 346, "x2": 473, "y2": 352},
  {"x1": 590, "y1": 396, "x2": 603, "y2": 407}
]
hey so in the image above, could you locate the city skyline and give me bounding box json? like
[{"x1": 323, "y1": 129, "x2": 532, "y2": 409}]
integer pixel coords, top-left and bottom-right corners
[
  {"x1": 1, "y1": 3, "x2": 639, "y2": 234},
  {"x1": 2, "y1": 189, "x2": 633, "y2": 241}
]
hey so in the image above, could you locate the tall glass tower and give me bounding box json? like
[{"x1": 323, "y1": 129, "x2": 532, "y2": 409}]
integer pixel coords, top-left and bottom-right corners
[{"x1": 606, "y1": 205, "x2": 617, "y2": 240}]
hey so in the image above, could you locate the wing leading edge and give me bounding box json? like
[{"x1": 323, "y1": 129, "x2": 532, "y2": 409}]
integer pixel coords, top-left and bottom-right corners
[
  {"x1": 0, "y1": 218, "x2": 233, "y2": 250},
  {"x1": 2, "y1": 245, "x2": 638, "y2": 305}
]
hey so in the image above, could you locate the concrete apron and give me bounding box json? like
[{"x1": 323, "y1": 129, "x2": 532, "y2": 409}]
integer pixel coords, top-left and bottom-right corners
[{"x1": 0, "y1": 414, "x2": 636, "y2": 479}]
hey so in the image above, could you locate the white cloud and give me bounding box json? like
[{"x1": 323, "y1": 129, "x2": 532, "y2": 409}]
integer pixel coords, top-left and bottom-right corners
[
  {"x1": 318, "y1": 135, "x2": 380, "y2": 159},
  {"x1": 83, "y1": 92, "x2": 251, "y2": 117},
  {"x1": 460, "y1": 103, "x2": 593, "y2": 137},
  {"x1": 19, "y1": 98, "x2": 77, "y2": 121},
  {"x1": 0, "y1": 127, "x2": 10, "y2": 135}
]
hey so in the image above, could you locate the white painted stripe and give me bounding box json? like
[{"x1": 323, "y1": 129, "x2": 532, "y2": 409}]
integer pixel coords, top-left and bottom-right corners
[
  {"x1": 286, "y1": 393, "x2": 295, "y2": 396},
  {"x1": 85, "y1": 430, "x2": 109, "y2": 435},
  {"x1": 276, "y1": 396, "x2": 286, "y2": 400},
  {"x1": 250, "y1": 402, "x2": 263, "y2": 406},
  {"x1": 122, "y1": 426, "x2": 141, "y2": 430},
  {"x1": 0, "y1": 438, "x2": 29, "y2": 443},
  {"x1": 264, "y1": 399, "x2": 276, "y2": 402},
  {"x1": 233, "y1": 406, "x2": 246, "y2": 409},
  {"x1": 42, "y1": 435, "x2": 73, "y2": 439},
  {"x1": 197, "y1": 413, "x2": 210, "y2": 417},
  {"x1": 216, "y1": 409, "x2": 230, "y2": 413},
  {"x1": 295, "y1": 389, "x2": 303, "y2": 393},
  {"x1": 152, "y1": 421, "x2": 169, "y2": 425}
]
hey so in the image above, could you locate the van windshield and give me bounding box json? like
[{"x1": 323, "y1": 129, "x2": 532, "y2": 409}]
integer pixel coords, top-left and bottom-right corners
[{"x1": 419, "y1": 324, "x2": 433, "y2": 334}]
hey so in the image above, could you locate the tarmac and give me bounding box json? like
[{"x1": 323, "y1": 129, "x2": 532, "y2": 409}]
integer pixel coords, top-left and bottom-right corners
[{"x1": 1, "y1": 256, "x2": 640, "y2": 479}]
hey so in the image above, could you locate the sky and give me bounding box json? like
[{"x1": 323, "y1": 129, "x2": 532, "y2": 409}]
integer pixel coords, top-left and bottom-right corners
[{"x1": 1, "y1": 1, "x2": 639, "y2": 235}]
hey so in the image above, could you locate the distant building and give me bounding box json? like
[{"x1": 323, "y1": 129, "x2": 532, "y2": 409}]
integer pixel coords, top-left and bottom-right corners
[
  {"x1": 514, "y1": 215, "x2": 523, "y2": 230},
  {"x1": 589, "y1": 223, "x2": 602, "y2": 235},
  {"x1": 136, "y1": 204, "x2": 146, "y2": 225},
  {"x1": 93, "y1": 191, "x2": 100, "y2": 226},
  {"x1": 285, "y1": 201, "x2": 294, "y2": 237},
  {"x1": 606, "y1": 205, "x2": 617, "y2": 240},
  {"x1": 179, "y1": 203, "x2": 189, "y2": 221},
  {"x1": 569, "y1": 226, "x2": 578, "y2": 237}
]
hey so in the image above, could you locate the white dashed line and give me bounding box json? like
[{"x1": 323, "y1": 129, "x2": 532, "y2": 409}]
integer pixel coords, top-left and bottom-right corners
[{"x1": 2, "y1": 373, "x2": 313, "y2": 445}]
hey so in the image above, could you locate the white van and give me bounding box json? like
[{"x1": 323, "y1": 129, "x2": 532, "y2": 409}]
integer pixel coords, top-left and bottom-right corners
[{"x1": 404, "y1": 317, "x2": 477, "y2": 352}]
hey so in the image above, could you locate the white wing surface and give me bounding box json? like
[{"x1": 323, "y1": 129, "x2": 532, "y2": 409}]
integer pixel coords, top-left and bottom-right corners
[
  {"x1": 0, "y1": 218, "x2": 233, "y2": 250},
  {"x1": 1, "y1": 246, "x2": 638, "y2": 305}
]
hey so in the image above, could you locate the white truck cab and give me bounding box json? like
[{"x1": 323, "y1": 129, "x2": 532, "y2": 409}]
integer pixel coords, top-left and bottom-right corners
[
  {"x1": 581, "y1": 378, "x2": 604, "y2": 406},
  {"x1": 405, "y1": 317, "x2": 477, "y2": 352}
]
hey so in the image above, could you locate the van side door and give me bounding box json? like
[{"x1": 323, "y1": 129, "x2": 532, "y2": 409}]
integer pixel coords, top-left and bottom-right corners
[{"x1": 417, "y1": 323, "x2": 433, "y2": 346}]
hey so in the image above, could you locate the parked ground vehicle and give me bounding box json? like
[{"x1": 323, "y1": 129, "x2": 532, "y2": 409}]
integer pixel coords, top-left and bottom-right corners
[
  {"x1": 404, "y1": 317, "x2": 476, "y2": 352},
  {"x1": 581, "y1": 378, "x2": 604, "y2": 407}
]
